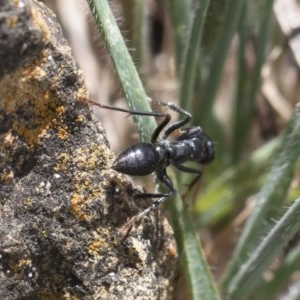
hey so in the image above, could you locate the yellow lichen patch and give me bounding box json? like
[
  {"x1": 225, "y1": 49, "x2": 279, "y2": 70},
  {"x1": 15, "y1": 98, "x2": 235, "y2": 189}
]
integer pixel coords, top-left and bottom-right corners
[
  {"x1": 71, "y1": 178, "x2": 109, "y2": 222},
  {"x1": 54, "y1": 152, "x2": 72, "y2": 171},
  {"x1": 32, "y1": 94, "x2": 57, "y2": 121},
  {"x1": 88, "y1": 227, "x2": 117, "y2": 256},
  {"x1": 85, "y1": 155, "x2": 97, "y2": 170},
  {"x1": 55, "y1": 105, "x2": 66, "y2": 115},
  {"x1": 39, "y1": 123, "x2": 51, "y2": 138},
  {"x1": 73, "y1": 145, "x2": 105, "y2": 171},
  {"x1": 40, "y1": 230, "x2": 47, "y2": 238},
  {"x1": 101, "y1": 146, "x2": 114, "y2": 166},
  {"x1": 75, "y1": 114, "x2": 84, "y2": 123},
  {"x1": 0, "y1": 50, "x2": 69, "y2": 147},
  {"x1": 13, "y1": 259, "x2": 32, "y2": 273},
  {"x1": 14, "y1": 125, "x2": 44, "y2": 148},
  {"x1": 71, "y1": 193, "x2": 87, "y2": 221},
  {"x1": 88, "y1": 239, "x2": 110, "y2": 255},
  {"x1": 31, "y1": 6, "x2": 50, "y2": 44},
  {"x1": 5, "y1": 15, "x2": 18, "y2": 27},
  {"x1": 21, "y1": 64, "x2": 47, "y2": 81},
  {"x1": 84, "y1": 180, "x2": 103, "y2": 194},
  {"x1": 0, "y1": 170, "x2": 14, "y2": 184},
  {"x1": 76, "y1": 88, "x2": 89, "y2": 101},
  {"x1": 23, "y1": 198, "x2": 34, "y2": 208},
  {"x1": 53, "y1": 144, "x2": 111, "y2": 221},
  {"x1": 3, "y1": 131, "x2": 15, "y2": 147},
  {"x1": 43, "y1": 90, "x2": 51, "y2": 101},
  {"x1": 50, "y1": 117, "x2": 66, "y2": 136},
  {"x1": 73, "y1": 151, "x2": 89, "y2": 168},
  {"x1": 73, "y1": 175, "x2": 92, "y2": 192},
  {"x1": 57, "y1": 126, "x2": 69, "y2": 140},
  {"x1": 166, "y1": 244, "x2": 178, "y2": 258}
]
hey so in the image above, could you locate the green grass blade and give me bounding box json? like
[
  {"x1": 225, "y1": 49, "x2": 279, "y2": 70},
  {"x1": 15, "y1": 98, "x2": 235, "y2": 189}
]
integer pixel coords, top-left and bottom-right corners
[
  {"x1": 167, "y1": 175, "x2": 220, "y2": 300},
  {"x1": 232, "y1": 0, "x2": 275, "y2": 163},
  {"x1": 231, "y1": 1, "x2": 250, "y2": 164},
  {"x1": 280, "y1": 281, "x2": 300, "y2": 300},
  {"x1": 196, "y1": 137, "x2": 280, "y2": 226},
  {"x1": 200, "y1": 0, "x2": 244, "y2": 124},
  {"x1": 121, "y1": 0, "x2": 147, "y2": 72},
  {"x1": 131, "y1": 0, "x2": 147, "y2": 72},
  {"x1": 256, "y1": 245, "x2": 300, "y2": 299},
  {"x1": 86, "y1": 0, "x2": 156, "y2": 142},
  {"x1": 166, "y1": 0, "x2": 192, "y2": 72},
  {"x1": 227, "y1": 196, "x2": 300, "y2": 299},
  {"x1": 180, "y1": 0, "x2": 211, "y2": 112},
  {"x1": 221, "y1": 102, "x2": 300, "y2": 290}
]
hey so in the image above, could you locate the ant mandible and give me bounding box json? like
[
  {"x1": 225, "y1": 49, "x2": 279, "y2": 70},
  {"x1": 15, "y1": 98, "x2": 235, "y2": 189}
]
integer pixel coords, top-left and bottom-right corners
[{"x1": 89, "y1": 99, "x2": 215, "y2": 217}]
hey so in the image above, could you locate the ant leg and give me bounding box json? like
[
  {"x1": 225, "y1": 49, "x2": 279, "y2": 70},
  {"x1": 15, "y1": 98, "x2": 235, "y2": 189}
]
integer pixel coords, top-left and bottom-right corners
[
  {"x1": 133, "y1": 170, "x2": 176, "y2": 219},
  {"x1": 150, "y1": 114, "x2": 170, "y2": 143},
  {"x1": 88, "y1": 100, "x2": 192, "y2": 141},
  {"x1": 135, "y1": 191, "x2": 173, "y2": 199},
  {"x1": 88, "y1": 100, "x2": 171, "y2": 144},
  {"x1": 184, "y1": 173, "x2": 203, "y2": 195},
  {"x1": 134, "y1": 169, "x2": 176, "y2": 199},
  {"x1": 134, "y1": 196, "x2": 168, "y2": 219},
  {"x1": 134, "y1": 168, "x2": 175, "y2": 200},
  {"x1": 151, "y1": 101, "x2": 192, "y2": 139},
  {"x1": 156, "y1": 169, "x2": 177, "y2": 196},
  {"x1": 88, "y1": 100, "x2": 164, "y2": 118},
  {"x1": 174, "y1": 164, "x2": 203, "y2": 195},
  {"x1": 121, "y1": 196, "x2": 169, "y2": 233},
  {"x1": 162, "y1": 104, "x2": 191, "y2": 139},
  {"x1": 174, "y1": 164, "x2": 202, "y2": 175}
]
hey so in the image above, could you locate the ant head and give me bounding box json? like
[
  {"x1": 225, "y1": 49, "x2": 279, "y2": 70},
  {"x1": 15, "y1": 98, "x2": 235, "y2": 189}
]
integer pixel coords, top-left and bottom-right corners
[
  {"x1": 199, "y1": 134, "x2": 215, "y2": 164},
  {"x1": 205, "y1": 139, "x2": 215, "y2": 163}
]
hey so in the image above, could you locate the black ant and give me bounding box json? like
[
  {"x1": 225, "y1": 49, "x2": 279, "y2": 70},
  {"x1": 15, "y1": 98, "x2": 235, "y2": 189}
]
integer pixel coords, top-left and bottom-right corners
[{"x1": 89, "y1": 100, "x2": 215, "y2": 218}]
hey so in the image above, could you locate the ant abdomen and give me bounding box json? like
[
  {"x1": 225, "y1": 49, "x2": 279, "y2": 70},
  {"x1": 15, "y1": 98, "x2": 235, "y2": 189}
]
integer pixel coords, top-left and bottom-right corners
[{"x1": 112, "y1": 143, "x2": 165, "y2": 176}]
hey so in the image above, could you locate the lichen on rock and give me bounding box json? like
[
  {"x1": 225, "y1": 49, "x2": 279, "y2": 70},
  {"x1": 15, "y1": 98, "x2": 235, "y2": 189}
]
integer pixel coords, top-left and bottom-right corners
[{"x1": 0, "y1": 1, "x2": 177, "y2": 299}]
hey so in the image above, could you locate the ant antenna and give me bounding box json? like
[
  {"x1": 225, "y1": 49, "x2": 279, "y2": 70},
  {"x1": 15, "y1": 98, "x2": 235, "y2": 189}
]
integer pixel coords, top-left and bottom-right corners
[
  {"x1": 136, "y1": 196, "x2": 168, "y2": 219},
  {"x1": 121, "y1": 196, "x2": 168, "y2": 232}
]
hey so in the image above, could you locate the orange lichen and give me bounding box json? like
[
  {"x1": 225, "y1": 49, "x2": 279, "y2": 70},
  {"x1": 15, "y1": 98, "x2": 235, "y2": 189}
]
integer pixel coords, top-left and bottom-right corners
[
  {"x1": 71, "y1": 193, "x2": 87, "y2": 221},
  {"x1": 57, "y1": 126, "x2": 69, "y2": 140},
  {"x1": 55, "y1": 105, "x2": 66, "y2": 115},
  {"x1": 166, "y1": 244, "x2": 178, "y2": 257},
  {"x1": 21, "y1": 64, "x2": 47, "y2": 80},
  {"x1": 40, "y1": 123, "x2": 51, "y2": 137},
  {"x1": 88, "y1": 239, "x2": 110, "y2": 255}
]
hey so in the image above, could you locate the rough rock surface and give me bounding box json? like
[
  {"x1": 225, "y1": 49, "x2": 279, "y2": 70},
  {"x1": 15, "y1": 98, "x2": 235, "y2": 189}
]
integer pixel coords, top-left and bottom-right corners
[{"x1": 0, "y1": 1, "x2": 177, "y2": 299}]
